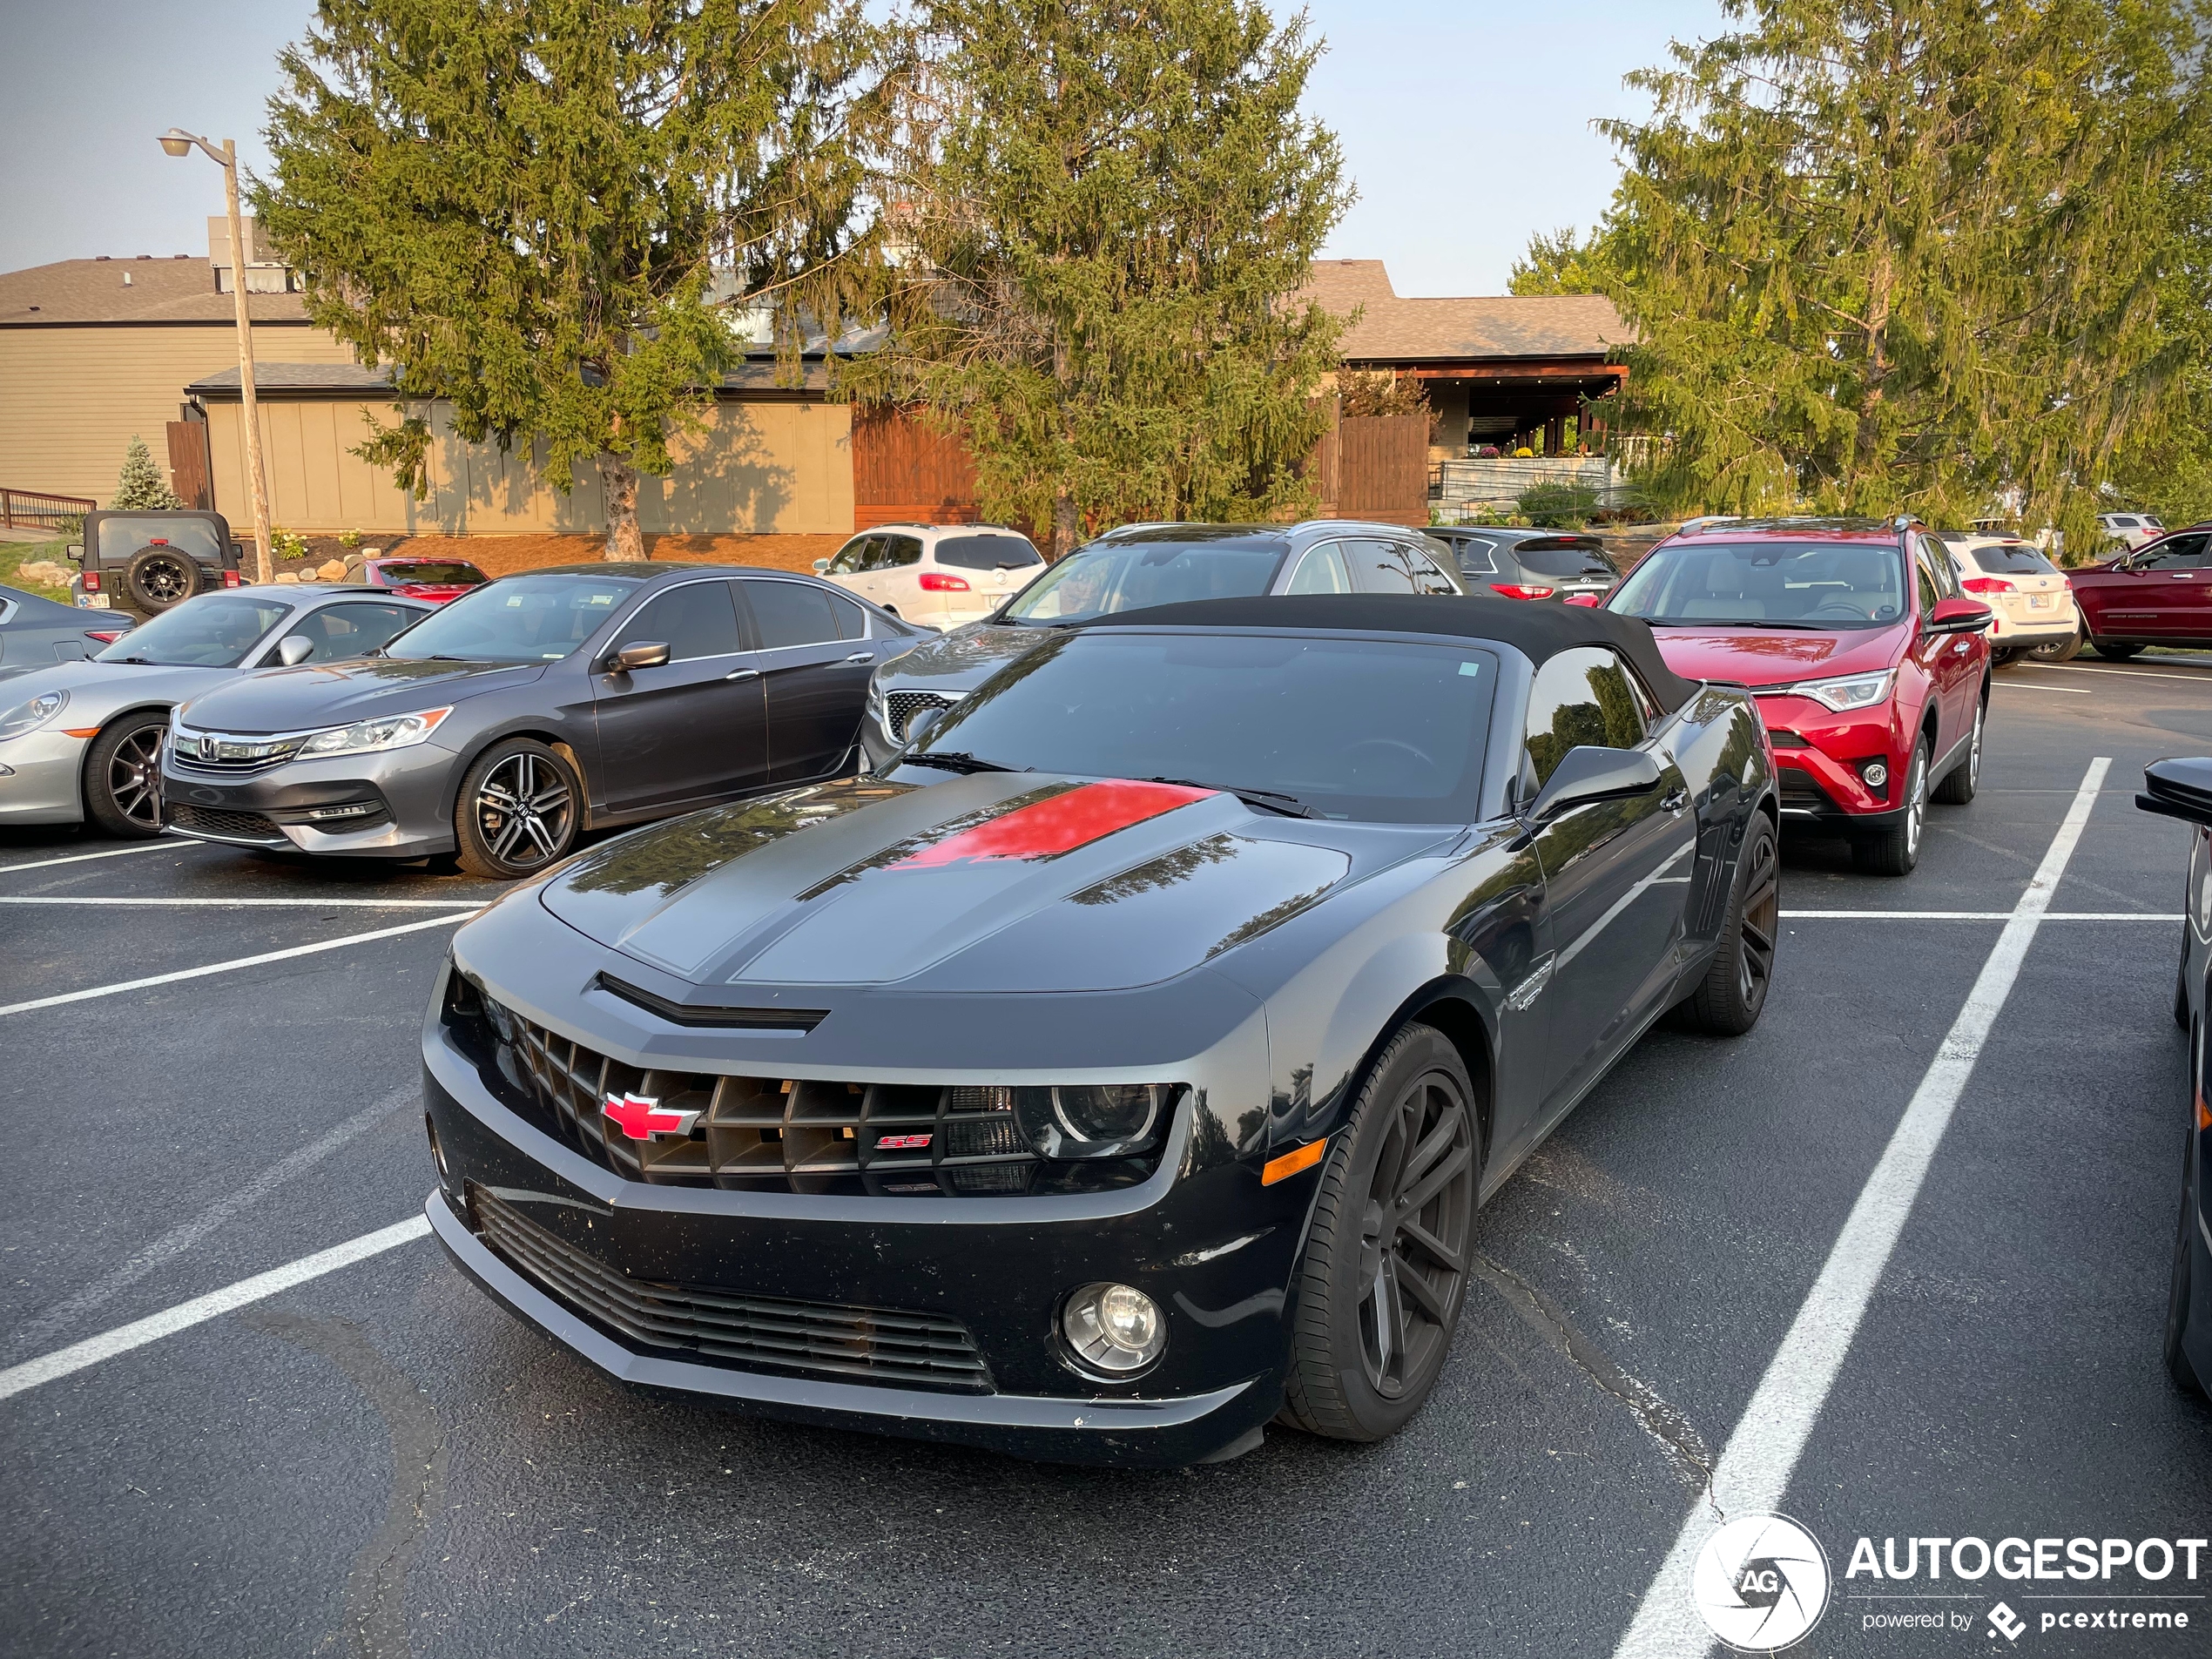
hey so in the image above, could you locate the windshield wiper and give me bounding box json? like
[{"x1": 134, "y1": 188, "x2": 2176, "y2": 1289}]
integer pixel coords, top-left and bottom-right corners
[
  {"x1": 1652, "y1": 618, "x2": 1830, "y2": 631},
  {"x1": 1147, "y1": 777, "x2": 1320, "y2": 819},
  {"x1": 903, "y1": 750, "x2": 1027, "y2": 774}
]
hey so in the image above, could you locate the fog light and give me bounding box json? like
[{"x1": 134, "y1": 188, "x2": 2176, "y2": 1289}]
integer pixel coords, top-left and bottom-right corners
[
  {"x1": 307, "y1": 800, "x2": 378, "y2": 821},
  {"x1": 1861, "y1": 761, "x2": 1888, "y2": 789},
  {"x1": 1062, "y1": 1282, "x2": 1165, "y2": 1375}
]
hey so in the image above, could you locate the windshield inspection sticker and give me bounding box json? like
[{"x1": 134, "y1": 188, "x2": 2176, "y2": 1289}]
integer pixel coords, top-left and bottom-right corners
[{"x1": 1459, "y1": 660, "x2": 1483, "y2": 676}]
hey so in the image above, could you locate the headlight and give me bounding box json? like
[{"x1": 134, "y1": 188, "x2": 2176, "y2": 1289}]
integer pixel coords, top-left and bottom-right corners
[
  {"x1": 1769, "y1": 670, "x2": 1896, "y2": 713},
  {"x1": 1015, "y1": 1083, "x2": 1171, "y2": 1159},
  {"x1": 295, "y1": 705, "x2": 454, "y2": 758},
  {"x1": 0, "y1": 690, "x2": 66, "y2": 742}
]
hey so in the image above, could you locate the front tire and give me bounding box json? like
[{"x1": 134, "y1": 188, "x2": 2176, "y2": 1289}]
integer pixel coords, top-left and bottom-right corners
[
  {"x1": 1279, "y1": 1024, "x2": 1480, "y2": 1443},
  {"x1": 1684, "y1": 813, "x2": 1778, "y2": 1035},
  {"x1": 2167, "y1": 1035, "x2": 2206, "y2": 1397},
  {"x1": 82, "y1": 712, "x2": 168, "y2": 838},
  {"x1": 1852, "y1": 738, "x2": 1930, "y2": 877},
  {"x1": 453, "y1": 738, "x2": 581, "y2": 880},
  {"x1": 1931, "y1": 692, "x2": 1985, "y2": 806}
]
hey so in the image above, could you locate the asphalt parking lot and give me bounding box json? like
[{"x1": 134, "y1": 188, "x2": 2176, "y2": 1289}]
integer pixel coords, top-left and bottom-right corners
[{"x1": 3, "y1": 654, "x2": 2210, "y2": 1659}]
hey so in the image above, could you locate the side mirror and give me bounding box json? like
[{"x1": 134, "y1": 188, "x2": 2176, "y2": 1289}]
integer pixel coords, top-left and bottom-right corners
[
  {"x1": 1527, "y1": 745, "x2": 1663, "y2": 820},
  {"x1": 813, "y1": 558, "x2": 832, "y2": 573},
  {"x1": 276, "y1": 634, "x2": 315, "y2": 667},
  {"x1": 610, "y1": 640, "x2": 671, "y2": 672},
  {"x1": 903, "y1": 706, "x2": 944, "y2": 745},
  {"x1": 66, "y1": 544, "x2": 83, "y2": 563},
  {"x1": 1925, "y1": 596, "x2": 1993, "y2": 635},
  {"x1": 2138, "y1": 758, "x2": 2212, "y2": 829}
]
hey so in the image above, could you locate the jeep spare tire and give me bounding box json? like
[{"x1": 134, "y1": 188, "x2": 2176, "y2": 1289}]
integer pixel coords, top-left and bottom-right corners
[{"x1": 123, "y1": 545, "x2": 201, "y2": 613}]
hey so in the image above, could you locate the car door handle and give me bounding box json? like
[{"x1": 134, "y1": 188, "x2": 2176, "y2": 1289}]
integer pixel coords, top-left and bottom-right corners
[
  {"x1": 724, "y1": 668, "x2": 760, "y2": 682},
  {"x1": 844, "y1": 651, "x2": 874, "y2": 664}
]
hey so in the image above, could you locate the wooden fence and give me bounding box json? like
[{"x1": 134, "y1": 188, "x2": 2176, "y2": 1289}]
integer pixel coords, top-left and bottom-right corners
[
  {"x1": 0, "y1": 488, "x2": 97, "y2": 532},
  {"x1": 166, "y1": 421, "x2": 214, "y2": 512},
  {"x1": 851, "y1": 408, "x2": 979, "y2": 529},
  {"x1": 1334, "y1": 414, "x2": 1429, "y2": 526}
]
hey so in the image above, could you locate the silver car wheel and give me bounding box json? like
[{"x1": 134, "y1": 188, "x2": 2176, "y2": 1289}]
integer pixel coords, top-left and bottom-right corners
[{"x1": 474, "y1": 752, "x2": 574, "y2": 868}]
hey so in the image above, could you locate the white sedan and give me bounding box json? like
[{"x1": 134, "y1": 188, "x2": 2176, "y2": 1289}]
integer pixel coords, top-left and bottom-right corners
[{"x1": 815, "y1": 524, "x2": 1045, "y2": 631}]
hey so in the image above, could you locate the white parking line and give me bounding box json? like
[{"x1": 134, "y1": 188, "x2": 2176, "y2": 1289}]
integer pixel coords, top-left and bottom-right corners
[
  {"x1": 1613, "y1": 755, "x2": 2111, "y2": 1658},
  {"x1": 1991, "y1": 682, "x2": 2092, "y2": 694},
  {"x1": 0, "y1": 1216, "x2": 431, "y2": 1404},
  {"x1": 0, "y1": 842, "x2": 191, "y2": 874},
  {"x1": 0, "y1": 911, "x2": 477, "y2": 1017},
  {"x1": 2017, "y1": 662, "x2": 2212, "y2": 683},
  {"x1": 1782, "y1": 909, "x2": 2179, "y2": 921},
  {"x1": 0, "y1": 895, "x2": 482, "y2": 909}
]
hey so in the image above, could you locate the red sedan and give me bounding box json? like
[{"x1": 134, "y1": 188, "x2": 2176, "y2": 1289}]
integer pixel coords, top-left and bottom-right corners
[
  {"x1": 2069, "y1": 523, "x2": 2212, "y2": 659},
  {"x1": 1606, "y1": 517, "x2": 1993, "y2": 875},
  {"x1": 349, "y1": 556, "x2": 489, "y2": 604}
]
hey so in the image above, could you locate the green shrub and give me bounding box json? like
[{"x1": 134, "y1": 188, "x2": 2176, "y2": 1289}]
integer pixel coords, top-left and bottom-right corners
[
  {"x1": 1517, "y1": 481, "x2": 1602, "y2": 529},
  {"x1": 271, "y1": 526, "x2": 311, "y2": 562}
]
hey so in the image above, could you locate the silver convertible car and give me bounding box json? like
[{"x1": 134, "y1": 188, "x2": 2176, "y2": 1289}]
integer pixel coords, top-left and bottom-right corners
[{"x1": 0, "y1": 586, "x2": 431, "y2": 837}]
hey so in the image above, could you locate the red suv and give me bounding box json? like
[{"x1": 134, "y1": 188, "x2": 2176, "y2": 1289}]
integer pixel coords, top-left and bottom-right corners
[
  {"x1": 2070, "y1": 523, "x2": 2212, "y2": 659},
  {"x1": 1606, "y1": 518, "x2": 1993, "y2": 875},
  {"x1": 347, "y1": 556, "x2": 490, "y2": 604}
]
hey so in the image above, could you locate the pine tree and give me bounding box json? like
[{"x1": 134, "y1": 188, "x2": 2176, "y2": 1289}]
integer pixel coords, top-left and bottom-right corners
[
  {"x1": 854, "y1": 0, "x2": 1351, "y2": 550},
  {"x1": 256, "y1": 0, "x2": 889, "y2": 560},
  {"x1": 111, "y1": 435, "x2": 184, "y2": 513},
  {"x1": 1568, "y1": 0, "x2": 2202, "y2": 537}
]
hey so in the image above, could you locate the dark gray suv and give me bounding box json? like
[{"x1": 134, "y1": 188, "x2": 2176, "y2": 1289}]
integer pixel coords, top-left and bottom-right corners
[
  {"x1": 1426, "y1": 528, "x2": 1618, "y2": 603},
  {"x1": 859, "y1": 521, "x2": 1466, "y2": 766},
  {"x1": 160, "y1": 563, "x2": 922, "y2": 878}
]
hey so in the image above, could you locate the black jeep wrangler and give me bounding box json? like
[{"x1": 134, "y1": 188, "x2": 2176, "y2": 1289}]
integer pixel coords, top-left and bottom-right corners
[{"x1": 68, "y1": 510, "x2": 246, "y2": 617}]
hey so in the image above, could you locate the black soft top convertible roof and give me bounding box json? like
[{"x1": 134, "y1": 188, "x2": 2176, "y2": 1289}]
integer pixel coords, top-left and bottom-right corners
[{"x1": 1083, "y1": 593, "x2": 1699, "y2": 714}]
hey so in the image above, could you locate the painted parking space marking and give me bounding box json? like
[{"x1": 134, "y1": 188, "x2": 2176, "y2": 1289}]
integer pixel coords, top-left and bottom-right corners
[
  {"x1": 1613, "y1": 756, "x2": 2111, "y2": 1658},
  {"x1": 1781, "y1": 909, "x2": 2179, "y2": 921},
  {"x1": 0, "y1": 1216, "x2": 431, "y2": 1405},
  {"x1": 1991, "y1": 682, "x2": 2092, "y2": 694},
  {"x1": 0, "y1": 910, "x2": 477, "y2": 1018},
  {"x1": 2016, "y1": 662, "x2": 2212, "y2": 683},
  {"x1": 0, "y1": 895, "x2": 482, "y2": 909},
  {"x1": 0, "y1": 842, "x2": 192, "y2": 874}
]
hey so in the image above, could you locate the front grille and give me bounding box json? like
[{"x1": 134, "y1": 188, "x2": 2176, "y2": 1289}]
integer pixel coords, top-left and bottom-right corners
[
  {"x1": 471, "y1": 1186, "x2": 992, "y2": 1392},
  {"x1": 166, "y1": 728, "x2": 309, "y2": 773},
  {"x1": 885, "y1": 690, "x2": 957, "y2": 740},
  {"x1": 168, "y1": 803, "x2": 287, "y2": 843}
]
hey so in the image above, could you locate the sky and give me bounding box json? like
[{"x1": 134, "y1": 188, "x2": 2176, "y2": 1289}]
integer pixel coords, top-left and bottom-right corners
[{"x1": 0, "y1": 0, "x2": 1726, "y2": 296}]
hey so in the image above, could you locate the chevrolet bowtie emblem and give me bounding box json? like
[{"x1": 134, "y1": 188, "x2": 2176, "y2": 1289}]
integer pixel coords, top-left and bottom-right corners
[{"x1": 602, "y1": 1092, "x2": 703, "y2": 1142}]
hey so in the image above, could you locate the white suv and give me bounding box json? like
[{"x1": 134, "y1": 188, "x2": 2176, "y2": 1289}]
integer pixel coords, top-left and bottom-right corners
[
  {"x1": 2100, "y1": 511, "x2": 2167, "y2": 550},
  {"x1": 815, "y1": 524, "x2": 1045, "y2": 631}
]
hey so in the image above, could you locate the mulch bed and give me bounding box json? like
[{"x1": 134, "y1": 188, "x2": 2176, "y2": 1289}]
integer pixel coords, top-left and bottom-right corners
[{"x1": 266, "y1": 532, "x2": 845, "y2": 581}]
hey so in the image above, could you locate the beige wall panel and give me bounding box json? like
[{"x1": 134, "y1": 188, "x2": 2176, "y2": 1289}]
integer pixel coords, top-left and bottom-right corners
[
  {"x1": 642, "y1": 401, "x2": 853, "y2": 534},
  {"x1": 0, "y1": 325, "x2": 353, "y2": 505},
  {"x1": 295, "y1": 403, "x2": 346, "y2": 528}
]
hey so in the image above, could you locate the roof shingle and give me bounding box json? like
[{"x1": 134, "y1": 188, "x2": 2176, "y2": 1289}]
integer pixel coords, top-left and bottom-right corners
[
  {"x1": 1303, "y1": 260, "x2": 1630, "y2": 363},
  {"x1": 0, "y1": 258, "x2": 313, "y2": 326}
]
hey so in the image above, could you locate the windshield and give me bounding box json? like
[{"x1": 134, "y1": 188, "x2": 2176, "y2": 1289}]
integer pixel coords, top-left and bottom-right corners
[
  {"x1": 384, "y1": 573, "x2": 642, "y2": 663},
  {"x1": 98, "y1": 517, "x2": 221, "y2": 562},
  {"x1": 93, "y1": 594, "x2": 291, "y2": 667},
  {"x1": 934, "y1": 534, "x2": 1042, "y2": 571},
  {"x1": 900, "y1": 631, "x2": 1499, "y2": 823},
  {"x1": 1001, "y1": 539, "x2": 1289, "y2": 624},
  {"x1": 381, "y1": 562, "x2": 485, "y2": 586},
  {"x1": 1609, "y1": 540, "x2": 1905, "y2": 628}
]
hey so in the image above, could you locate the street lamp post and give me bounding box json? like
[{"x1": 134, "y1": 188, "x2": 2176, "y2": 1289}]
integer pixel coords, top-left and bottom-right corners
[{"x1": 158, "y1": 129, "x2": 273, "y2": 586}]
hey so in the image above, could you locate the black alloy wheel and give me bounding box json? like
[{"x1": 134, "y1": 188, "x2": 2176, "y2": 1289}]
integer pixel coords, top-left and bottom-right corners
[
  {"x1": 1932, "y1": 693, "x2": 1985, "y2": 806},
  {"x1": 1853, "y1": 738, "x2": 1929, "y2": 877},
  {"x1": 82, "y1": 713, "x2": 168, "y2": 838},
  {"x1": 123, "y1": 546, "x2": 199, "y2": 613},
  {"x1": 1684, "y1": 813, "x2": 1779, "y2": 1035},
  {"x1": 1280, "y1": 1023, "x2": 1479, "y2": 1442},
  {"x1": 453, "y1": 738, "x2": 580, "y2": 880}
]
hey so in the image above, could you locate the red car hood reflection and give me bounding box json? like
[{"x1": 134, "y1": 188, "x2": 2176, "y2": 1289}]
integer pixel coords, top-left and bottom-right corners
[
  {"x1": 1646, "y1": 623, "x2": 1906, "y2": 688},
  {"x1": 391, "y1": 582, "x2": 477, "y2": 604}
]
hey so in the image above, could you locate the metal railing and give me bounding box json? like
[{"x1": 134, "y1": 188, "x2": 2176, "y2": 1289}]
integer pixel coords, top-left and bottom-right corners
[
  {"x1": 1, "y1": 489, "x2": 97, "y2": 532},
  {"x1": 1428, "y1": 456, "x2": 1641, "y2": 519}
]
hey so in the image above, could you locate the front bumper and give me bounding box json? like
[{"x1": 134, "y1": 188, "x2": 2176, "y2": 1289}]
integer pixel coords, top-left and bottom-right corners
[
  {"x1": 159, "y1": 740, "x2": 460, "y2": 858},
  {"x1": 0, "y1": 728, "x2": 88, "y2": 825},
  {"x1": 1757, "y1": 693, "x2": 1905, "y2": 825}
]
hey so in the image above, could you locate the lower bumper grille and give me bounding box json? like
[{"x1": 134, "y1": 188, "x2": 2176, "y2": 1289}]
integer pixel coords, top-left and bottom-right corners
[
  {"x1": 1778, "y1": 770, "x2": 1833, "y2": 813},
  {"x1": 471, "y1": 1186, "x2": 993, "y2": 1392},
  {"x1": 168, "y1": 802, "x2": 287, "y2": 843}
]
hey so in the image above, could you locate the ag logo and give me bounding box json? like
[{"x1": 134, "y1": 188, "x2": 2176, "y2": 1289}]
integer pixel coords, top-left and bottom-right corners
[{"x1": 1690, "y1": 1513, "x2": 1831, "y2": 1652}]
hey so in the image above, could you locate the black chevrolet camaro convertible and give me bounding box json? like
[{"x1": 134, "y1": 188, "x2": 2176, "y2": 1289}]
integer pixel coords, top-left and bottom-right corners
[{"x1": 423, "y1": 594, "x2": 1778, "y2": 1466}]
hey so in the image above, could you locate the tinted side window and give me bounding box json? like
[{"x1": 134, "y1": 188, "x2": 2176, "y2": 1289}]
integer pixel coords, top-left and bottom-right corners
[
  {"x1": 1285, "y1": 543, "x2": 1353, "y2": 594},
  {"x1": 1400, "y1": 543, "x2": 1460, "y2": 596},
  {"x1": 286, "y1": 602, "x2": 422, "y2": 664},
  {"x1": 1346, "y1": 538, "x2": 1416, "y2": 594},
  {"x1": 882, "y1": 535, "x2": 924, "y2": 569},
  {"x1": 827, "y1": 590, "x2": 870, "y2": 640},
  {"x1": 1914, "y1": 552, "x2": 1942, "y2": 616},
  {"x1": 827, "y1": 536, "x2": 876, "y2": 576},
  {"x1": 2141, "y1": 534, "x2": 2210, "y2": 570},
  {"x1": 1450, "y1": 536, "x2": 1498, "y2": 575},
  {"x1": 1524, "y1": 647, "x2": 1648, "y2": 786},
  {"x1": 1919, "y1": 536, "x2": 1961, "y2": 598},
  {"x1": 621, "y1": 582, "x2": 742, "y2": 661},
  {"x1": 745, "y1": 579, "x2": 843, "y2": 649}
]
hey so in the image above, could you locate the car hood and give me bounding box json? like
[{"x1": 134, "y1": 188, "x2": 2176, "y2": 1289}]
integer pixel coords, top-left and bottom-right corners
[
  {"x1": 0, "y1": 658, "x2": 237, "y2": 718},
  {"x1": 1646, "y1": 623, "x2": 1905, "y2": 687},
  {"x1": 175, "y1": 658, "x2": 549, "y2": 732},
  {"x1": 539, "y1": 772, "x2": 1453, "y2": 995},
  {"x1": 873, "y1": 623, "x2": 1049, "y2": 692}
]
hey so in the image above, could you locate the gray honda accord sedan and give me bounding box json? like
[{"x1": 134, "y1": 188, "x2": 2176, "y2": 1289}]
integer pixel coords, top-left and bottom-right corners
[{"x1": 160, "y1": 563, "x2": 922, "y2": 877}]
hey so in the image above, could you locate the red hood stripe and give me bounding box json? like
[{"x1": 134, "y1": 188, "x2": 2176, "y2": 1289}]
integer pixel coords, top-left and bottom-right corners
[{"x1": 890, "y1": 779, "x2": 1213, "y2": 869}]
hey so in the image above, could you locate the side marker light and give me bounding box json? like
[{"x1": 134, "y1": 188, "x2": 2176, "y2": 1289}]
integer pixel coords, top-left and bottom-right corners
[{"x1": 1262, "y1": 1138, "x2": 1327, "y2": 1185}]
